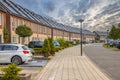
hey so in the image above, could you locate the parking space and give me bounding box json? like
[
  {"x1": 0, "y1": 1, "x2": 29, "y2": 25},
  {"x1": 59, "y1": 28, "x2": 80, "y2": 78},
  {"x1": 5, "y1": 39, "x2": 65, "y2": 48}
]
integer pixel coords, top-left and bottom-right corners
[
  {"x1": 0, "y1": 58, "x2": 48, "y2": 79},
  {"x1": 19, "y1": 58, "x2": 48, "y2": 67}
]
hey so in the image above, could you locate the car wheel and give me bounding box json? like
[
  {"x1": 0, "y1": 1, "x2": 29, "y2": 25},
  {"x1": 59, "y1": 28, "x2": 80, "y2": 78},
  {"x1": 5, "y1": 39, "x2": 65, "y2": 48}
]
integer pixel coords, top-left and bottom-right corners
[{"x1": 11, "y1": 56, "x2": 22, "y2": 65}]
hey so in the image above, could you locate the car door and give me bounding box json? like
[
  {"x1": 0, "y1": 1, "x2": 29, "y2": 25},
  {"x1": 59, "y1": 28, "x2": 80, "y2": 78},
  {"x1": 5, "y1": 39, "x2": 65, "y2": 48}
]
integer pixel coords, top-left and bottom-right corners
[
  {"x1": 0, "y1": 45, "x2": 4, "y2": 63},
  {"x1": 1, "y1": 45, "x2": 18, "y2": 63}
]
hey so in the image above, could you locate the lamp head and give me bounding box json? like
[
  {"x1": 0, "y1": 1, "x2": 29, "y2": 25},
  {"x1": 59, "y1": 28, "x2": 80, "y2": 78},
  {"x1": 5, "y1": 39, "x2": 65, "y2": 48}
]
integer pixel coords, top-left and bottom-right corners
[{"x1": 79, "y1": 19, "x2": 84, "y2": 23}]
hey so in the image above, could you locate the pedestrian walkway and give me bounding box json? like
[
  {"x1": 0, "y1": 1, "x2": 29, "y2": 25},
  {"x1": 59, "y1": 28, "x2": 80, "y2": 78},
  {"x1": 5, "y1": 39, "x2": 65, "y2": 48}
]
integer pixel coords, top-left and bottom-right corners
[{"x1": 33, "y1": 45, "x2": 111, "y2": 80}]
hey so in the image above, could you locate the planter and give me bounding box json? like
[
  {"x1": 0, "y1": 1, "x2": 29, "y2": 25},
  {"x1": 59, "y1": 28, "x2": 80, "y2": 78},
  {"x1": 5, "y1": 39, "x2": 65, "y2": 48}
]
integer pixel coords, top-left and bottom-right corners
[
  {"x1": 19, "y1": 74, "x2": 31, "y2": 80},
  {"x1": 0, "y1": 73, "x2": 31, "y2": 80}
]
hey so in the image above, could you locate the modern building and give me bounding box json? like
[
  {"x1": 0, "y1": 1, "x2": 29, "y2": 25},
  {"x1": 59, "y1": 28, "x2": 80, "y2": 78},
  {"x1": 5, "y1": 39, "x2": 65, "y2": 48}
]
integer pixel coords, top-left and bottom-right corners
[
  {"x1": 0, "y1": 0, "x2": 94, "y2": 44},
  {"x1": 93, "y1": 31, "x2": 107, "y2": 42},
  {"x1": 83, "y1": 30, "x2": 95, "y2": 42}
]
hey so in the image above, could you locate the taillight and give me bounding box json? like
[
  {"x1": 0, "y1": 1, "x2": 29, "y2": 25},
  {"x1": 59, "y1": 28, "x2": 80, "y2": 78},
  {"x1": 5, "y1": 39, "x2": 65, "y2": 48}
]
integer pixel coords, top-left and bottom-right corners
[{"x1": 23, "y1": 50, "x2": 29, "y2": 54}]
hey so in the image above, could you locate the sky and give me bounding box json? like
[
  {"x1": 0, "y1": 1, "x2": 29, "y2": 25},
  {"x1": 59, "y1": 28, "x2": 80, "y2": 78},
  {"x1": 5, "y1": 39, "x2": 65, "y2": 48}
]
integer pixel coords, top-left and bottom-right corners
[{"x1": 13, "y1": 0, "x2": 120, "y2": 31}]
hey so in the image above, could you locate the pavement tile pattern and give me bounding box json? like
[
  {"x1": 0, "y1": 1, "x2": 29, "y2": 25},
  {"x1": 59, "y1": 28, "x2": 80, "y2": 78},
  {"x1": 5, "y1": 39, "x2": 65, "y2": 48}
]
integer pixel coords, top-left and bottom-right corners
[{"x1": 33, "y1": 45, "x2": 111, "y2": 80}]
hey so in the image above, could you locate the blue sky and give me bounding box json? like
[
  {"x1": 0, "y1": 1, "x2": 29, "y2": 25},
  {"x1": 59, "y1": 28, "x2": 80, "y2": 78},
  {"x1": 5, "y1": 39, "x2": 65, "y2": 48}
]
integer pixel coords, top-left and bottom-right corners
[{"x1": 13, "y1": 0, "x2": 120, "y2": 31}]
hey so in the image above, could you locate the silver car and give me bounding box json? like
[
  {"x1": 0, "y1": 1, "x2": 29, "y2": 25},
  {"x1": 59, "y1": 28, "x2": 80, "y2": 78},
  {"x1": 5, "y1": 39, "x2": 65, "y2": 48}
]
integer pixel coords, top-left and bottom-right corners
[{"x1": 0, "y1": 44, "x2": 33, "y2": 65}]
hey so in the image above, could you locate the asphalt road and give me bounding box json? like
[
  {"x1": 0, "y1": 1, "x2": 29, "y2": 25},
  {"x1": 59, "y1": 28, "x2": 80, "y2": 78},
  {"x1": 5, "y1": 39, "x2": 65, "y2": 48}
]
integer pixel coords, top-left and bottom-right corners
[{"x1": 84, "y1": 43, "x2": 120, "y2": 80}]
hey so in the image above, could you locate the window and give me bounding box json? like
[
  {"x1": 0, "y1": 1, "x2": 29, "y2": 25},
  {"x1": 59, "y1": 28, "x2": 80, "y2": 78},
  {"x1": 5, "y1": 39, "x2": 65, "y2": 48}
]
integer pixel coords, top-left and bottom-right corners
[
  {"x1": 22, "y1": 46, "x2": 29, "y2": 50},
  {"x1": 0, "y1": 45, "x2": 3, "y2": 50},
  {"x1": 16, "y1": 19, "x2": 18, "y2": 27},
  {"x1": 27, "y1": 22, "x2": 30, "y2": 27},
  {"x1": 18, "y1": 19, "x2": 20, "y2": 26},
  {"x1": 54, "y1": 30, "x2": 56, "y2": 35},
  {"x1": 36, "y1": 25, "x2": 38, "y2": 32},
  {"x1": 44, "y1": 27, "x2": 47, "y2": 33},
  {"x1": 32, "y1": 37, "x2": 35, "y2": 41},
  {"x1": 33, "y1": 24, "x2": 37, "y2": 32},
  {"x1": 12, "y1": 46, "x2": 18, "y2": 50},
  {"x1": 11, "y1": 17, "x2": 14, "y2": 29},
  {"x1": 49, "y1": 29, "x2": 51, "y2": 34},
  {"x1": 0, "y1": 13, "x2": 2, "y2": 25},
  {"x1": 38, "y1": 26, "x2": 42, "y2": 33},
  {"x1": 12, "y1": 36, "x2": 16, "y2": 43},
  {"x1": 20, "y1": 20, "x2": 22, "y2": 25},
  {"x1": 23, "y1": 21, "x2": 25, "y2": 25},
  {"x1": 0, "y1": 35, "x2": 1, "y2": 43},
  {"x1": 3, "y1": 45, "x2": 18, "y2": 50}
]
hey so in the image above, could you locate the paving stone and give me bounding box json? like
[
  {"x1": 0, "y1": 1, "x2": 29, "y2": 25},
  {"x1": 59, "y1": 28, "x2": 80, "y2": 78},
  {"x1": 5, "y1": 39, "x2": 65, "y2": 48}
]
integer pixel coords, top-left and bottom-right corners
[{"x1": 33, "y1": 45, "x2": 111, "y2": 80}]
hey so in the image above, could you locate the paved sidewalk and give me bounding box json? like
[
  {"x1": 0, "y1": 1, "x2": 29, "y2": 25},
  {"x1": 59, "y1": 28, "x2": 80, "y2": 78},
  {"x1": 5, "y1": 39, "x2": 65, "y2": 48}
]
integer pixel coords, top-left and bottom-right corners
[{"x1": 33, "y1": 45, "x2": 111, "y2": 80}]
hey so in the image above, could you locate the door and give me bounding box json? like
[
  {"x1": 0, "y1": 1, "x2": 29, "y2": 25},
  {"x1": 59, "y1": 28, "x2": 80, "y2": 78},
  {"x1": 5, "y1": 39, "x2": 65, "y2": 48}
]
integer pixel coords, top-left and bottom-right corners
[
  {"x1": 1, "y1": 45, "x2": 18, "y2": 63},
  {"x1": 0, "y1": 35, "x2": 1, "y2": 43}
]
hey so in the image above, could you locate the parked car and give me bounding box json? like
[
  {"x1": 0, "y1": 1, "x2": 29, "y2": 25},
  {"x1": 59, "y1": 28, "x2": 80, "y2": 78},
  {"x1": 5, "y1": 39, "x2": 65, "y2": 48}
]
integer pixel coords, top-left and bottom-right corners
[
  {"x1": 0, "y1": 44, "x2": 33, "y2": 65},
  {"x1": 54, "y1": 41, "x2": 60, "y2": 46},
  {"x1": 28, "y1": 41, "x2": 44, "y2": 48},
  {"x1": 109, "y1": 40, "x2": 116, "y2": 47},
  {"x1": 69, "y1": 40, "x2": 76, "y2": 45},
  {"x1": 29, "y1": 48, "x2": 35, "y2": 55},
  {"x1": 115, "y1": 40, "x2": 120, "y2": 49}
]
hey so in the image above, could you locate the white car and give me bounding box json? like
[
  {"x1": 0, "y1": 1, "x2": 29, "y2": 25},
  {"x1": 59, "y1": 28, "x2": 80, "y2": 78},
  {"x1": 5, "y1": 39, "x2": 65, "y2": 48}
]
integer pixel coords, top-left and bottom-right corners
[{"x1": 0, "y1": 44, "x2": 33, "y2": 65}]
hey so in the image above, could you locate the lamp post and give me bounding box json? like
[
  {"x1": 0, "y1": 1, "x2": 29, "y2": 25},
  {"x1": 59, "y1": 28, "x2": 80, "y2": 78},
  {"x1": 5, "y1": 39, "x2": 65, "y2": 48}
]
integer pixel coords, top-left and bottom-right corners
[
  {"x1": 79, "y1": 19, "x2": 84, "y2": 56},
  {"x1": 107, "y1": 30, "x2": 109, "y2": 44}
]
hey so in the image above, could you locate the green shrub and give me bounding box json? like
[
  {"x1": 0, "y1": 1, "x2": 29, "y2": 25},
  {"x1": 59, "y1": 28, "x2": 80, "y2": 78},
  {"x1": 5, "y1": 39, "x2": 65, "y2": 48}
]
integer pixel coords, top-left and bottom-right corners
[
  {"x1": 57, "y1": 38, "x2": 72, "y2": 48},
  {"x1": 1, "y1": 64, "x2": 22, "y2": 80},
  {"x1": 33, "y1": 48, "x2": 43, "y2": 54},
  {"x1": 74, "y1": 39, "x2": 80, "y2": 44},
  {"x1": 48, "y1": 37, "x2": 55, "y2": 55},
  {"x1": 57, "y1": 38, "x2": 66, "y2": 47},
  {"x1": 54, "y1": 46, "x2": 63, "y2": 52},
  {"x1": 103, "y1": 44, "x2": 111, "y2": 48},
  {"x1": 42, "y1": 39, "x2": 51, "y2": 57},
  {"x1": 65, "y1": 41, "x2": 73, "y2": 48}
]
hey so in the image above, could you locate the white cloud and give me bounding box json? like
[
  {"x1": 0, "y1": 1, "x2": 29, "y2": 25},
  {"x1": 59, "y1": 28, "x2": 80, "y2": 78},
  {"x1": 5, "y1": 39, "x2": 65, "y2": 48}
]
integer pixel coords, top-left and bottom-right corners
[{"x1": 14, "y1": 0, "x2": 120, "y2": 31}]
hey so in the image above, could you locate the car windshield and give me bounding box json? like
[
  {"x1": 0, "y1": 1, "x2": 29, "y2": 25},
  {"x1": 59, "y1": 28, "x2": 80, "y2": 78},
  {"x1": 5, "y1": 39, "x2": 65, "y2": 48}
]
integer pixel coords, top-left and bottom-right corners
[
  {"x1": 37, "y1": 41, "x2": 43, "y2": 45},
  {"x1": 0, "y1": 45, "x2": 3, "y2": 50},
  {"x1": 22, "y1": 46, "x2": 30, "y2": 50}
]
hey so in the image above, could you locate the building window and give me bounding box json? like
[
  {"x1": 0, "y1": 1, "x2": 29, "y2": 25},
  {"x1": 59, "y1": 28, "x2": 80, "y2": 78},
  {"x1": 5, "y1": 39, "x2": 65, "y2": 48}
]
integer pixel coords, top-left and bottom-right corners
[
  {"x1": 32, "y1": 24, "x2": 37, "y2": 32},
  {"x1": 53, "y1": 30, "x2": 56, "y2": 35},
  {"x1": 11, "y1": 17, "x2": 14, "y2": 29},
  {"x1": 16, "y1": 19, "x2": 18, "y2": 27},
  {"x1": 32, "y1": 24, "x2": 35, "y2": 32},
  {"x1": 12, "y1": 36, "x2": 16, "y2": 43},
  {"x1": 44, "y1": 27, "x2": 47, "y2": 33},
  {"x1": 18, "y1": 19, "x2": 20, "y2": 26},
  {"x1": 28, "y1": 22, "x2": 30, "y2": 27},
  {"x1": 38, "y1": 26, "x2": 42, "y2": 33},
  {"x1": 49, "y1": 29, "x2": 51, "y2": 34},
  {"x1": 0, "y1": 35, "x2": 2, "y2": 43},
  {"x1": 0, "y1": 13, "x2": 2, "y2": 25},
  {"x1": 20, "y1": 20, "x2": 22, "y2": 25},
  {"x1": 32, "y1": 37, "x2": 35, "y2": 41}
]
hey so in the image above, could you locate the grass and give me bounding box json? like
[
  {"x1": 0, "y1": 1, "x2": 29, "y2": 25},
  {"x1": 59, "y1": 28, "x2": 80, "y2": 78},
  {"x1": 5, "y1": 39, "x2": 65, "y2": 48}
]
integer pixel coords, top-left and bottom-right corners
[
  {"x1": 103, "y1": 44, "x2": 120, "y2": 51},
  {"x1": 103, "y1": 44, "x2": 113, "y2": 48},
  {"x1": 113, "y1": 48, "x2": 120, "y2": 51}
]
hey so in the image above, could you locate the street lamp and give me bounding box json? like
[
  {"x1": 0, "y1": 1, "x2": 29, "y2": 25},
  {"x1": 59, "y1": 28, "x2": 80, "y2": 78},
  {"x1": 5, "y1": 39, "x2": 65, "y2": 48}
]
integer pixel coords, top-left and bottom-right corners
[
  {"x1": 79, "y1": 19, "x2": 84, "y2": 56},
  {"x1": 107, "y1": 30, "x2": 109, "y2": 44}
]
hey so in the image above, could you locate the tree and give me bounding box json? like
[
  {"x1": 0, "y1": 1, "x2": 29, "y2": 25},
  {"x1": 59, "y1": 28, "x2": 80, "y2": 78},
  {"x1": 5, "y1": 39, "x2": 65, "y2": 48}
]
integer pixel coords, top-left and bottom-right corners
[
  {"x1": 118, "y1": 23, "x2": 120, "y2": 28},
  {"x1": 109, "y1": 25, "x2": 120, "y2": 40},
  {"x1": 95, "y1": 34, "x2": 100, "y2": 41},
  {"x1": 3, "y1": 27, "x2": 9, "y2": 43},
  {"x1": 57, "y1": 38, "x2": 66, "y2": 47},
  {"x1": 42, "y1": 39, "x2": 51, "y2": 57},
  {"x1": 48, "y1": 37, "x2": 55, "y2": 55},
  {"x1": 15, "y1": 25, "x2": 33, "y2": 44}
]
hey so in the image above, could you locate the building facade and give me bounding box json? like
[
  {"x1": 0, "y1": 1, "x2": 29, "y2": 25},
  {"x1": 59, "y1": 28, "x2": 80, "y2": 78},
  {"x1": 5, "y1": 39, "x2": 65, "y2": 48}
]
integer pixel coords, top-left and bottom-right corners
[
  {"x1": 93, "y1": 31, "x2": 107, "y2": 42},
  {"x1": 0, "y1": 0, "x2": 94, "y2": 44}
]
